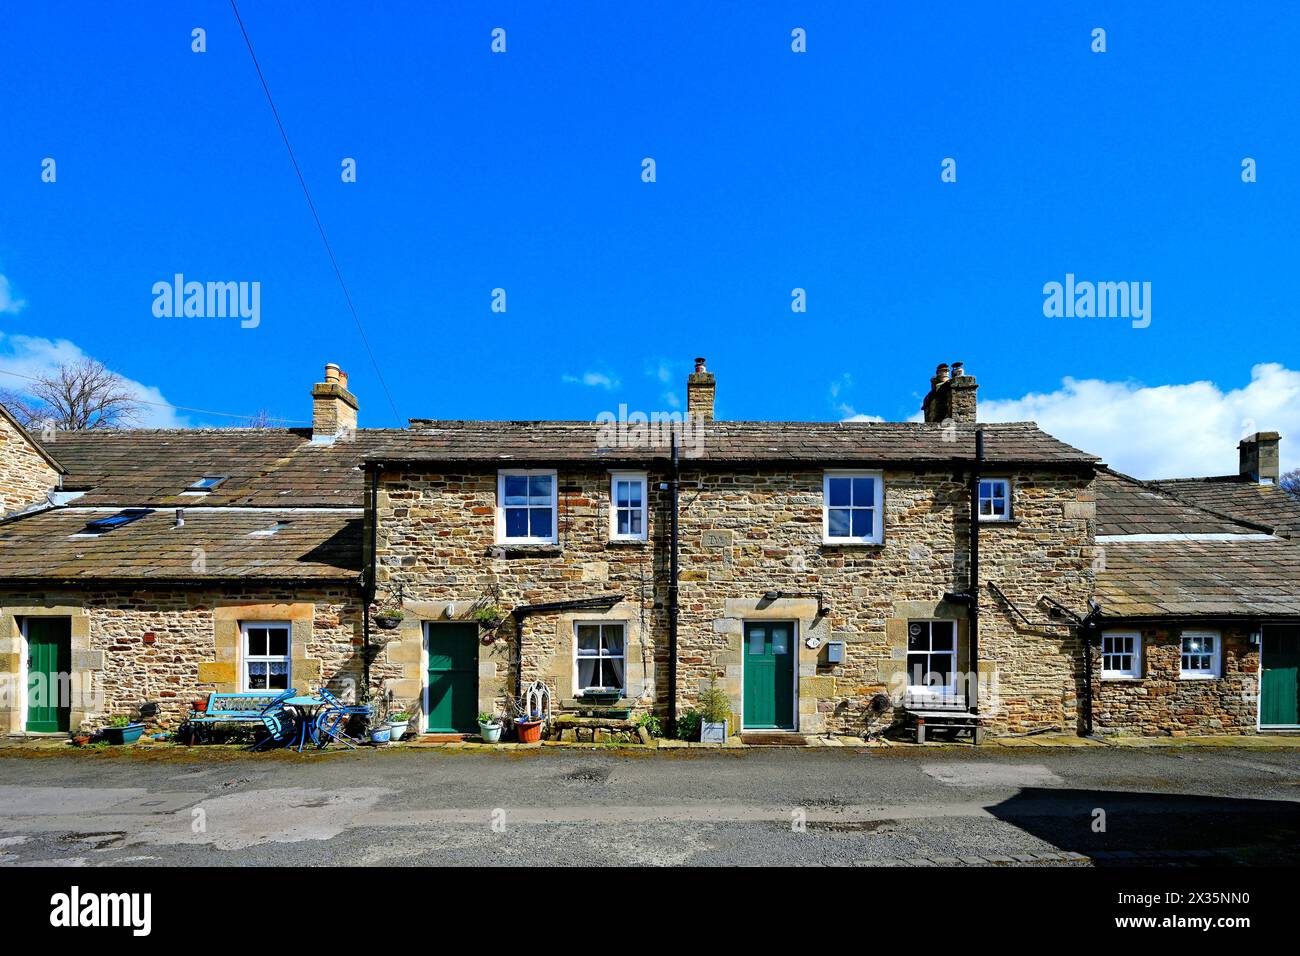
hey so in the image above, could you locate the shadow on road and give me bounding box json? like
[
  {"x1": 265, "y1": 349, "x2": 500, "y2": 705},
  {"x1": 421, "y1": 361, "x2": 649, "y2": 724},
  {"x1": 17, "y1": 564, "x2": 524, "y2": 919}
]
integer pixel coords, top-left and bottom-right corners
[{"x1": 987, "y1": 787, "x2": 1300, "y2": 864}]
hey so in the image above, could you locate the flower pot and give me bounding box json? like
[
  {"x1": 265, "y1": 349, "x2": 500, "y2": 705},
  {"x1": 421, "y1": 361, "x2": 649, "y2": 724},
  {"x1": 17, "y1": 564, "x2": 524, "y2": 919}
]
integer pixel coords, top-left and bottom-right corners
[
  {"x1": 479, "y1": 721, "x2": 502, "y2": 743},
  {"x1": 191, "y1": 698, "x2": 209, "y2": 713},
  {"x1": 388, "y1": 720, "x2": 407, "y2": 741},
  {"x1": 515, "y1": 719, "x2": 543, "y2": 743},
  {"x1": 580, "y1": 689, "x2": 622, "y2": 706},
  {"x1": 71, "y1": 734, "x2": 92, "y2": 748},
  {"x1": 370, "y1": 727, "x2": 391, "y2": 744},
  {"x1": 700, "y1": 719, "x2": 728, "y2": 744},
  {"x1": 374, "y1": 615, "x2": 402, "y2": 630},
  {"x1": 103, "y1": 723, "x2": 145, "y2": 745}
]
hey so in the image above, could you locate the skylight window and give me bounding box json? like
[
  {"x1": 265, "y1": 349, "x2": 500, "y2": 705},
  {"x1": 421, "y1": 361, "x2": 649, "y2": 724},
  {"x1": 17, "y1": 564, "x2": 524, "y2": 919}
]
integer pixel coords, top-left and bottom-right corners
[
  {"x1": 84, "y1": 509, "x2": 153, "y2": 533},
  {"x1": 249, "y1": 521, "x2": 291, "y2": 538},
  {"x1": 186, "y1": 476, "x2": 227, "y2": 493}
]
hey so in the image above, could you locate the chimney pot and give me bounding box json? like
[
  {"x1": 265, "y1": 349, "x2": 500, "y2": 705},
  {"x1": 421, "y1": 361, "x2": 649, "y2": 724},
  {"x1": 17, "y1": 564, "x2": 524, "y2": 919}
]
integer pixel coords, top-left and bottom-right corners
[
  {"x1": 694, "y1": 357, "x2": 707, "y2": 373},
  {"x1": 951, "y1": 361, "x2": 965, "y2": 378}
]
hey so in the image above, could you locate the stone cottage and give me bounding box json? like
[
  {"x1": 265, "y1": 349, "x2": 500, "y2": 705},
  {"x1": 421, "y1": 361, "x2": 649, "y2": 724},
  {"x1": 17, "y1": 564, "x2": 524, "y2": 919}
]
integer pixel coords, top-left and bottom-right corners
[{"x1": 1, "y1": 360, "x2": 1297, "y2": 739}]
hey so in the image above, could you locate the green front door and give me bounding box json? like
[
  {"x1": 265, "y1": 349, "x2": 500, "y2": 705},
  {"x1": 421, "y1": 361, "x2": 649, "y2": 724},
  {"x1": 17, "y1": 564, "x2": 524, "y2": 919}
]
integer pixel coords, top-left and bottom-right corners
[
  {"x1": 1260, "y1": 627, "x2": 1300, "y2": 728},
  {"x1": 426, "y1": 623, "x2": 480, "y2": 733},
  {"x1": 25, "y1": 617, "x2": 71, "y2": 733},
  {"x1": 743, "y1": 622, "x2": 795, "y2": 730}
]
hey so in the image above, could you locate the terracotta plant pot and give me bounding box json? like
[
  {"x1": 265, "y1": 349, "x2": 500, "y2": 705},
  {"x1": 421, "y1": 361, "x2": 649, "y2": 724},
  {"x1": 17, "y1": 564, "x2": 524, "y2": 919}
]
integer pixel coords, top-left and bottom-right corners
[
  {"x1": 515, "y1": 719, "x2": 543, "y2": 744},
  {"x1": 192, "y1": 698, "x2": 208, "y2": 713},
  {"x1": 71, "y1": 734, "x2": 92, "y2": 748}
]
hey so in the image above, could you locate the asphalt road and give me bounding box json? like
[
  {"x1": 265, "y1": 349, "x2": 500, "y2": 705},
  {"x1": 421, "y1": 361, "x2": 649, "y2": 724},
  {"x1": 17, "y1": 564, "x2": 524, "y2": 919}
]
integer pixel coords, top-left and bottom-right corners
[{"x1": 0, "y1": 746, "x2": 1298, "y2": 866}]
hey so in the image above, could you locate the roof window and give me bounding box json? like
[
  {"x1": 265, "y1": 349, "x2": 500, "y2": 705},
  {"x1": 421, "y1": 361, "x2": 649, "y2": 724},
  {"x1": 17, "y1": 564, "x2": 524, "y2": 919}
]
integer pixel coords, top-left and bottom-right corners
[
  {"x1": 84, "y1": 509, "x2": 153, "y2": 533},
  {"x1": 186, "y1": 476, "x2": 227, "y2": 493}
]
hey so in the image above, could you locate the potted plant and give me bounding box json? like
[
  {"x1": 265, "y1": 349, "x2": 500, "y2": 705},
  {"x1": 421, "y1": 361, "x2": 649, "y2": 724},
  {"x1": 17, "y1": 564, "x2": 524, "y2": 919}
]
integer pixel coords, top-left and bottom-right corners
[
  {"x1": 374, "y1": 608, "x2": 403, "y2": 630},
  {"x1": 370, "y1": 725, "x2": 391, "y2": 744},
  {"x1": 698, "y1": 679, "x2": 731, "y2": 744},
  {"x1": 70, "y1": 724, "x2": 93, "y2": 748},
  {"x1": 472, "y1": 604, "x2": 505, "y2": 631},
  {"x1": 102, "y1": 715, "x2": 146, "y2": 745},
  {"x1": 191, "y1": 696, "x2": 209, "y2": 713},
  {"x1": 478, "y1": 711, "x2": 503, "y2": 743},
  {"x1": 388, "y1": 711, "x2": 410, "y2": 741},
  {"x1": 514, "y1": 712, "x2": 544, "y2": 743},
  {"x1": 580, "y1": 687, "x2": 622, "y2": 706}
]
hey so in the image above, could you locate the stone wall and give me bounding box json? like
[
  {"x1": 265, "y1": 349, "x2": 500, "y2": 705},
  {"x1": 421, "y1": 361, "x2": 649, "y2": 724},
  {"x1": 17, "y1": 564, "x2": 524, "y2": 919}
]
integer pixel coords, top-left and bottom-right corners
[
  {"x1": 1092, "y1": 625, "x2": 1259, "y2": 735},
  {"x1": 0, "y1": 585, "x2": 363, "y2": 734},
  {"x1": 376, "y1": 463, "x2": 1096, "y2": 736},
  {"x1": 0, "y1": 412, "x2": 59, "y2": 516}
]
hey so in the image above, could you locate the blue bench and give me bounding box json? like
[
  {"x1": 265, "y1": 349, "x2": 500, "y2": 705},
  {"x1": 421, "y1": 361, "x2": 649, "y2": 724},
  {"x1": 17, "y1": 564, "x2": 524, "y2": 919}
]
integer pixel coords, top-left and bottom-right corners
[{"x1": 184, "y1": 689, "x2": 297, "y2": 748}]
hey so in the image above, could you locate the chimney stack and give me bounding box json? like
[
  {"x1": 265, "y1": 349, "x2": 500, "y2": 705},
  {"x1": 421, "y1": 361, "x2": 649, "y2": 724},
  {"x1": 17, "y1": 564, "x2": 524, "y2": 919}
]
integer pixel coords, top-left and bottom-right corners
[
  {"x1": 922, "y1": 361, "x2": 977, "y2": 424},
  {"x1": 1239, "y1": 431, "x2": 1281, "y2": 484},
  {"x1": 687, "y1": 357, "x2": 716, "y2": 422},
  {"x1": 312, "y1": 363, "x2": 359, "y2": 442}
]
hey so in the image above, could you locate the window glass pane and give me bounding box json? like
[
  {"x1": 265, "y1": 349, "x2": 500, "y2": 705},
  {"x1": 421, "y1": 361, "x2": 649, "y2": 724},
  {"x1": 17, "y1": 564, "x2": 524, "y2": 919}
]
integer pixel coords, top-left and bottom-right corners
[
  {"x1": 828, "y1": 477, "x2": 850, "y2": 506},
  {"x1": 852, "y1": 477, "x2": 873, "y2": 505},
  {"x1": 771, "y1": 629, "x2": 789, "y2": 655},
  {"x1": 906, "y1": 655, "x2": 930, "y2": 686},
  {"x1": 528, "y1": 474, "x2": 553, "y2": 504},
  {"x1": 615, "y1": 481, "x2": 631, "y2": 508},
  {"x1": 577, "y1": 657, "x2": 598, "y2": 688},
  {"x1": 980, "y1": 499, "x2": 993, "y2": 515},
  {"x1": 907, "y1": 622, "x2": 928, "y2": 651},
  {"x1": 930, "y1": 624, "x2": 954, "y2": 651},
  {"x1": 530, "y1": 507, "x2": 552, "y2": 539},
  {"x1": 617, "y1": 510, "x2": 630, "y2": 535},
  {"x1": 601, "y1": 626, "x2": 625, "y2": 656},
  {"x1": 268, "y1": 628, "x2": 289, "y2": 657},
  {"x1": 505, "y1": 507, "x2": 528, "y2": 538},
  {"x1": 748, "y1": 629, "x2": 766, "y2": 655},
  {"x1": 627, "y1": 481, "x2": 643, "y2": 508},
  {"x1": 629, "y1": 511, "x2": 643, "y2": 535},
  {"x1": 991, "y1": 498, "x2": 1006, "y2": 516},
  {"x1": 247, "y1": 662, "x2": 267, "y2": 689},
  {"x1": 851, "y1": 508, "x2": 871, "y2": 538},
  {"x1": 605, "y1": 656, "x2": 625, "y2": 690},
  {"x1": 503, "y1": 475, "x2": 528, "y2": 505},
  {"x1": 247, "y1": 628, "x2": 267, "y2": 656},
  {"x1": 268, "y1": 662, "x2": 289, "y2": 690},
  {"x1": 576, "y1": 625, "x2": 601, "y2": 654},
  {"x1": 828, "y1": 508, "x2": 850, "y2": 537}
]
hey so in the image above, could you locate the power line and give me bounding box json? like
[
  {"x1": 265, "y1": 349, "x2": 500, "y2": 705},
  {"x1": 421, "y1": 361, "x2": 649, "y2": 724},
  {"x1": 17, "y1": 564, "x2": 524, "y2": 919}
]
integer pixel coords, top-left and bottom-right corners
[
  {"x1": 228, "y1": 0, "x2": 402, "y2": 425},
  {"x1": 0, "y1": 366, "x2": 309, "y2": 424}
]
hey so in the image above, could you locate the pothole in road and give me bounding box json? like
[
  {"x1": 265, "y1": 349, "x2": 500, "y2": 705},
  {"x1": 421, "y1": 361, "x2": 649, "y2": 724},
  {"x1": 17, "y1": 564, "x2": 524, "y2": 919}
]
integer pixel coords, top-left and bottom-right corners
[
  {"x1": 805, "y1": 820, "x2": 893, "y2": 834},
  {"x1": 60, "y1": 831, "x2": 126, "y2": 850},
  {"x1": 562, "y1": 767, "x2": 611, "y2": 785}
]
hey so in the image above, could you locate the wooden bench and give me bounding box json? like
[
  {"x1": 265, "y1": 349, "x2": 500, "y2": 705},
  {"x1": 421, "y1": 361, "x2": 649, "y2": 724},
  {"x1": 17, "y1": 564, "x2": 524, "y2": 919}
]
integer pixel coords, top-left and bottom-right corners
[
  {"x1": 187, "y1": 690, "x2": 297, "y2": 724},
  {"x1": 903, "y1": 692, "x2": 985, "y2": 744}
]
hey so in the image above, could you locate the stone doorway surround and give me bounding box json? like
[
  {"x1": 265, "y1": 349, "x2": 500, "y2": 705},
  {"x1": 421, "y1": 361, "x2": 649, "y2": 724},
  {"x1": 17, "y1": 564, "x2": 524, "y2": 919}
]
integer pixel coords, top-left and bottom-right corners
[{"x1": 0, "y1": 603, "x2": 97, "y2": 734}]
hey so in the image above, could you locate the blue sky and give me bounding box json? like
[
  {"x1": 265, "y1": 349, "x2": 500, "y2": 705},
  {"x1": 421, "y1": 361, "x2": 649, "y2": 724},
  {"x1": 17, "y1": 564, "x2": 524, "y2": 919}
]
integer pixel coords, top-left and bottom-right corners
[{"x1": 2, "y1": 2, "x2": 1298, "y2": 477}]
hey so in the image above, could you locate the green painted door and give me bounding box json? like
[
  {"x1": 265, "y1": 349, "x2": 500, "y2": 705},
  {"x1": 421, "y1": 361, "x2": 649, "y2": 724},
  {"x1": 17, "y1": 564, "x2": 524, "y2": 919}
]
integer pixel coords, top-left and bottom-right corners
[
  {"x1": 1260, "y1": 628, "x2": 1300, "y2": 727},
  {"x1": 25, "y1": 617, "x2": 71, "y2": 733},
  {"x1": 426, "y1": 623, "x2": 479, "y2": 733},
  {"x1": 743, "y1": 622, "x2": 795, "y2": 730}
]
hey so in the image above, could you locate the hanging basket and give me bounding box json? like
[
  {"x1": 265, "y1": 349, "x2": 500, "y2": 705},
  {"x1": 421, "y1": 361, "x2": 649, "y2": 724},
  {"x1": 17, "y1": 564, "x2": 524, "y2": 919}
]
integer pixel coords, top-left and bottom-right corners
[{"x1": 374, "y1": 613, "x2": 403, "y2": 630}]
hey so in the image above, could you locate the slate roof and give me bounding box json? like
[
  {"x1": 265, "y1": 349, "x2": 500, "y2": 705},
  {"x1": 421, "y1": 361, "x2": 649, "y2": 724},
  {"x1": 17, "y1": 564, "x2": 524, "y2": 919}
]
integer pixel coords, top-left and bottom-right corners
[
  {"x1": 1095, "y1": 539, "x2": 1300, "y2": 618},
  {"x1": 33, "y1": 428, "x2": 399, "y2": 508},
  {"x1": 1095, "y1": 469, "x2": 1269, "y2": 537},
  {"x1": 1151, "y1": 476, "x2": 1300, "y2": 537},
  {"x1": 373, "y1": 420, "x2": 1100, "y2": 466},
  {"x1": 0, "y1": 508, "x2": 361, "y2": 582},
  {"x1": 1094, "y1": 469, "x2": 1300, "y2": 619}
]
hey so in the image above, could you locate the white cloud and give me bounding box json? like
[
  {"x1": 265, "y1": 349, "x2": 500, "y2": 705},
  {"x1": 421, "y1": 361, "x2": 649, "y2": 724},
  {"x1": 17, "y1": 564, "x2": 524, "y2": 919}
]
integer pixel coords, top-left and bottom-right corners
[
  {"x1": 561, "y1": 370, "x2": 620, "y2": 390},
  {"x1": 978, "y1": 363, "x2": 1300, "y2": 479},
  {"x1": 0, "y1": 331, "x2": 187, "y2": 428},
  {"x1": 0, "y1": 275, "x2": 25, "y2": 314},
  {"x1": 831, "y1": 372, "x2": 884, "y2": 422}
]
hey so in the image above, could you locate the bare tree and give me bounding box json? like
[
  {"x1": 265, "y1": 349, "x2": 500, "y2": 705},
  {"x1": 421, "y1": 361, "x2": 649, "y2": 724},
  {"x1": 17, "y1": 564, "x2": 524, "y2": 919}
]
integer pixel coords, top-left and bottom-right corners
[
  {"x1": 244, "y1": 408, "x2": 276, "y2": 429},
  {"x1": 1281, "y1": 468, "x2": 1300, "y2": 499},
  {"x1": 4, "y1": 359, "x2": 141, "y2": 430}
]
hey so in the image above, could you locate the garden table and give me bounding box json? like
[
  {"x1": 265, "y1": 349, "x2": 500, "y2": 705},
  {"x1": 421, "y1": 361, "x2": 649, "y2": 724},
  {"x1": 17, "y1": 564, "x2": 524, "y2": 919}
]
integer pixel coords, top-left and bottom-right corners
[{"x1": 283, "y1": 695, "x2": 327, "y2": 752}]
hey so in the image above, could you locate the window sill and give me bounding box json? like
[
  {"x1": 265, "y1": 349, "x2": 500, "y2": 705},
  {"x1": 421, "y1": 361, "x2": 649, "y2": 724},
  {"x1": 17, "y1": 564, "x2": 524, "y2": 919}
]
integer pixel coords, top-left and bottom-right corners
[
  {"x1": 820, "y1": 539, "x2": 884, "y2": 549},
  {"x1": 606, "y1": 538, "x2": 648, "y2": 548},
  {"x1": 1100, "y1": 675, "x2": 1143, "y2": 682},
  {"x1": 978, "y1": 518, "x2": 1021, "y2": 527},
  {"x1": 488, "y1": 543, "x2": 563, "y2": 558},
  {"x1": 1178, "y1": 674, "x2": 1221, "y2": 681}
]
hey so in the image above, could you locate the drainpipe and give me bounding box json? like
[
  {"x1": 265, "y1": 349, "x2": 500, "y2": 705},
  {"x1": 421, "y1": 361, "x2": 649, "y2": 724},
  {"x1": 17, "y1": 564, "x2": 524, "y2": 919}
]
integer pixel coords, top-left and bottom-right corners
[
  {"x1": 968, "y1": 429, "x2": 983, "y2": 715},
  {"x1": 668, "y1": 432, "x2": 680, "y2": 731},
  {"x1": 363, "y1": 463, "x2": 380, "y2": 702},
  {"x1": 1081, "y1": 599, "x2": 1103, "y2": 736}
]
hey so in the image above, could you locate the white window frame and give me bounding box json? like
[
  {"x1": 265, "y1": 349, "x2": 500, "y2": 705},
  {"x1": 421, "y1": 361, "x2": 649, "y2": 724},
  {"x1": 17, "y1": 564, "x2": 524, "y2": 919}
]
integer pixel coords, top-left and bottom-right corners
[
  {"x1": 609, "y1": 471, "x2": 648, "y2": 542},
  {"x1": 496, "y1": 469, "x2": 558, "y2": 544},
  {"x1": 822, "y1": 470, "x2": 884, "y2": 544},
  {"x1": 573, "y1": 621, "x2": 627, "y2": 695},
  {"x1": 978, "y1": 477, "x2": 1012, "y2": 521},
  {"x1": 1180, "y1": 630, "x2": 1222, "y2": 679},
  {"x1": 241, "y1": 621, "x2": 292, "y2": 692},
  {"x1": 1101, "y1": 630, "x2": 1141, "y2": 679},
  {"x1": 905, "y1": 619, "x2": 958, "y2": 692}
]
